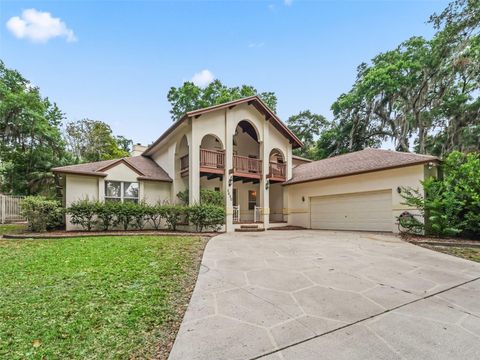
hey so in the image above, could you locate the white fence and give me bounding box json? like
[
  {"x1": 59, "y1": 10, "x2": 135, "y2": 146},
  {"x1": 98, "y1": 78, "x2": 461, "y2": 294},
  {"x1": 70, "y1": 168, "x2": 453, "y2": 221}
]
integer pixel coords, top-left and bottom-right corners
[
  {"x1": 0, "y1": 195, "x2": 25, "y2": 224},
  {"x1": 254, "y1": 206, "x2": 262, "y2": 223},
  {"x1": 233, "y1": 205, "x2": 240, "y2": 223}
]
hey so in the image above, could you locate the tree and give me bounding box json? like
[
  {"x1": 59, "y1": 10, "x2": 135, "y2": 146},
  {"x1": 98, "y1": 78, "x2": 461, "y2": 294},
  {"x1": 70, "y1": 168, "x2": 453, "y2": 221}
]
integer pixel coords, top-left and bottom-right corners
[
  {"x1": 330, "y1": 0, "x2": 479, "y2": 156},
  {"x1": 0, "y1": 61, "x2": 71, "y2": 196},
  {"x1": 287, "y1": 110, "x2": 328, "y2": 159},
  {"x1": 64, "y1": 119, "x2": 131, "y2": 162},
  {"x1": 167, "y1": 79, "x2": 277, "y2": 121}
]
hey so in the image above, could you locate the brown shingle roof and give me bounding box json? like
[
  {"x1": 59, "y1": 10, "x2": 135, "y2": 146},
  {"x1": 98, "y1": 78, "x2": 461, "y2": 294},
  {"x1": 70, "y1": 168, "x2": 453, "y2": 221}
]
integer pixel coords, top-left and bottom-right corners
[
  {"x1": 285, "y1": 148, "x2": 439, "y2": 185},
  {"x1": 52, "y1": 156, "x2": 172, "y2": 182}
]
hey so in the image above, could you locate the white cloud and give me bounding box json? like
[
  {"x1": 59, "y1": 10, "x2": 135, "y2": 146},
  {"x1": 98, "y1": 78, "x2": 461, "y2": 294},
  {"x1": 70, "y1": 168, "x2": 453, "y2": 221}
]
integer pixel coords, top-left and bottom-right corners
[
  {"x1": 191, "y1": 69, "x2": 214, "y2": 87},
  {"x1": 6, "y1": 9, "x2": 76, "y2": 43},
  {"x1": 248, "y1": 42, "x2": 265, "y2": 48},
  {"x1": 284, "y1": 0, "x2": 293, "y2": 6}
]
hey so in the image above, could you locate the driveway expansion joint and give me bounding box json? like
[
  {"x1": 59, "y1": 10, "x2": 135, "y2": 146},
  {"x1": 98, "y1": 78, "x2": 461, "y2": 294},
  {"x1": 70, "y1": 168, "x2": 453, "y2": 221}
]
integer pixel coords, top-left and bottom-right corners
[{"x1": 251, "y1": 276, "x2": 480, "y2": 360}]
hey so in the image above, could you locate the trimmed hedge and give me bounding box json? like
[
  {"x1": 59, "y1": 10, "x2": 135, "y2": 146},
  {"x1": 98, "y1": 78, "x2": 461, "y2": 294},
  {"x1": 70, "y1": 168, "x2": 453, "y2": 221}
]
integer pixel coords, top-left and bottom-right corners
[
  {"x1": 20, "y1": 196, "x2": 64, "y2": 232},
  {"x1": 65, "y1": 200, "x2": 224, "y2": 232}
]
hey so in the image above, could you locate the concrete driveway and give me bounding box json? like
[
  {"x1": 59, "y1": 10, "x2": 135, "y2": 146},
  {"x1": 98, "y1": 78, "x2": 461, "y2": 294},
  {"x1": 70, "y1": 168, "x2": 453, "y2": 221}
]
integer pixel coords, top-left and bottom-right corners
[{"x1": 168, "y1": 230, "x2": 480, "y2": 360}]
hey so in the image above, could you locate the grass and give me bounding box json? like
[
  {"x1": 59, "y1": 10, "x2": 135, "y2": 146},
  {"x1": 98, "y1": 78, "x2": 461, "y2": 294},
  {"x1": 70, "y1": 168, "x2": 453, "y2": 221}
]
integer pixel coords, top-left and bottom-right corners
[
  {"x1": 423, "y1": 245, "x2": 480, "y2": 263},
  {"x1": 0, "y1": 223, "x2": 26, "y2": 236},
  {"x1": 0, "y1": 235, "x2": 207, "y2": 359}
]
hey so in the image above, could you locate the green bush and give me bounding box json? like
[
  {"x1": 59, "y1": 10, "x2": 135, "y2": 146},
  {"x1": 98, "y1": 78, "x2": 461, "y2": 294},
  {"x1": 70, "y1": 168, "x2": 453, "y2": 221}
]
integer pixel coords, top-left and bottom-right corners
[
  {"x1": 20, "y1": 196, "x2": 64, "y2": 232},
  {"x1": 145, "y1": 204, "x2": 165, "y2": 230},
  {"x1": 163, "y1": 205, "x2": 186, "y2": 231},
  {"x1": 132, "y1": 202, "x2": 148, "y2": 230},
  {"x1": 187, "y1": 204, "x2": 225, "y2": 232},
  {"x1": 176, "y1": 189, "x2": 225, "y2": 206},
  {"x1": 401, "y1": 151, "x2": 480, "y2": 238},
  {"x1": 115, "y1": 201, "x2": 138, "y2": 230},
  {"x1": 200, "y1": 189, "x2": 224, "y2": 206},
  {"x1": 96, "y1": 201, "x2": 119, "y2": 231},
  {"x1": 67, "y1": 199, "x2": 98, "y2": 231},
  {"x1": 65, "y1": 199, "x2": 225, "y2": 233}
]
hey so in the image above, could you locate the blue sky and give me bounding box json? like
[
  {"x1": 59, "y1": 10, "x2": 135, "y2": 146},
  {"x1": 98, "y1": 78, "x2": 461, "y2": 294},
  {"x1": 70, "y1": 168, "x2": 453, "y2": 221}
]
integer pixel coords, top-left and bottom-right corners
[{"x1": 1, "y1": 0, "x2": 449, "y2": 146}]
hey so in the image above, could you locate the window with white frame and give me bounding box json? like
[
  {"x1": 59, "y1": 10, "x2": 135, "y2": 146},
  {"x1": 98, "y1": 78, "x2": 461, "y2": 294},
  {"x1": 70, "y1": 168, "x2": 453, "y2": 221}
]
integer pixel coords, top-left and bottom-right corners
[{"x1": 105, "y1": 181, "x2": 139, "y2": 203}]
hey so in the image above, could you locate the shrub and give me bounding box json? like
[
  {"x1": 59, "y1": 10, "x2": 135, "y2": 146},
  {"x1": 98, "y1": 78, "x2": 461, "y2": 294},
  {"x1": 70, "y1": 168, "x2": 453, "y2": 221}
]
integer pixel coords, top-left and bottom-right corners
[
  {"x1": 164, "y1": 205, "x2": 186, "y2": 231},
  {"x1": 96, "y1": 201, "x2": 119, "y2": 231},
  {"x1": 20, "y1": 196, "x2": 64, "y2": 232},
  {"x1": 132, "y1": 202, "x2": 148, "y2": 230},
  {"x1": 115, "y1": 201, "x2": 138, "y2": 230},
  {"x1": 187, "y1": 204, "x2": 225, "y2": 232},
  {"x1": 67, "y1": 199, "x2": 98, "y2": 231},
  {"x1": 401, "y1": 151, "x2": 480, "y2": 238},
  {"x1": 200, "y1": 189, "x2": 224, "y2": 206},
  {"x1": 176, "y1": 190, "x2": 189, "y2": 204},
  {"x1": 145, "y1": 204, "x2": 164, "y2": 230}
]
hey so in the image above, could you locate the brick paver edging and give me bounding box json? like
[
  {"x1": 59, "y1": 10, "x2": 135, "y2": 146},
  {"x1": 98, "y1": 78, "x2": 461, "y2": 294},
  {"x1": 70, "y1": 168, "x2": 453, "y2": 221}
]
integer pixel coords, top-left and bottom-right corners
[{"x1": 3, "y1": 231, "x2": 221, "y2": 240}]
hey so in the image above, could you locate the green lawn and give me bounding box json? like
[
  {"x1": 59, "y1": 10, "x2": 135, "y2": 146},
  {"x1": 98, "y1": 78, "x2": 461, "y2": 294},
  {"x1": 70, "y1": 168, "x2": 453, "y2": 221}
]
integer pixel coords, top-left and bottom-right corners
[
  {"x1": 0, "y1": 235, "x2": 207, "y2": 359},
  {"x1": 0, "y1": 223, "x2": 26, "y2": 236}
]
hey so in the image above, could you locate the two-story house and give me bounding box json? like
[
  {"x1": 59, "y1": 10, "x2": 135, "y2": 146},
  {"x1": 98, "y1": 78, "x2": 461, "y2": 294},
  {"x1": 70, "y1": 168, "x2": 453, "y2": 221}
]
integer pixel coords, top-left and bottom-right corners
[{"x1": 53, "y1": 96, "x2": 438, "y2": 232}]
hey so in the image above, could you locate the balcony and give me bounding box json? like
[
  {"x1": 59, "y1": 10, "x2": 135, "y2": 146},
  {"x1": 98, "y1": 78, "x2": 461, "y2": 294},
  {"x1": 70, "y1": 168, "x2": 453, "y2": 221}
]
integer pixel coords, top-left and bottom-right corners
[
  {"x1": 267, "y1": 162, "x2": 286, "y2": 182},
  {"x1": 232, "y1": 155, "x2": 262, "y2": 180},
  {"x1": 180, "y1": 149, "x2": 225, "y2": 177},
  {"x1": 200, "y1": 149, "x2": 225, "y2": 175}
]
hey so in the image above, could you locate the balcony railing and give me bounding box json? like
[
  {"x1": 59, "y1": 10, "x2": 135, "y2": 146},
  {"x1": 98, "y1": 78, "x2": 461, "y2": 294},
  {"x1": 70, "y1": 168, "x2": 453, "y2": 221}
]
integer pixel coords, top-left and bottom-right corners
[
  {"x1": 233, "y1": 155, "x2": 262, "y2": 177},
  {"x1": 268, "y1": 161, "x2": 286, "y2": 181},
  {"x1": 200, "y1": 148, "x2": 225, "y2": 171},
  {"x1": 180, "y1": 154, "x2": 189, "y2": 174}
]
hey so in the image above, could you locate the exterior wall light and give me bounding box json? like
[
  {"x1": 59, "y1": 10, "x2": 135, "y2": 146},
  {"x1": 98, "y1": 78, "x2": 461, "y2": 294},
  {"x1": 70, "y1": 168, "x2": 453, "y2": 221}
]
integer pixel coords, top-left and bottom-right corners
[
  {"x1": 302, "y1": 196, "x2": 305, "y2": 202},
  {"x1": 265, "y1": 179, "x2": 270, "y2": 190},
  {"x1": 228, "y1": 175, "x2": 233, "y2": 187},
  {"x1": 397, "y1": 186, "x2": 402, "y2": 194}
]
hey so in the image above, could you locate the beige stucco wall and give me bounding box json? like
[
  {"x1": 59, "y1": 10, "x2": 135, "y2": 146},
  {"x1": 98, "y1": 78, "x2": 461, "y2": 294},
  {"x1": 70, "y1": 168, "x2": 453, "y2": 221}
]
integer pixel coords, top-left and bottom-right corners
[
  {"x1": 269, "y1": 183, "x2": 284, "y2": 222},
  {"x1": 143, "y1": 181, "x2": 171, "y2": 205},
  {"x1": 65, "y1": 174, "x2": 99, "y2": 230},
  {"x1": 284, "y1": 164, "x2": 428, "y2": 232}
]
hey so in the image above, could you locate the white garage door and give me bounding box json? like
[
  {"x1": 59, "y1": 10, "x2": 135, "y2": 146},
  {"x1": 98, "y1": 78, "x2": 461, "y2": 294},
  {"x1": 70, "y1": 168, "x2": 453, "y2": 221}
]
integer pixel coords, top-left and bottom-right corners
[{"x1": 310, "y1": 190, "x2": 393, "y2": 232}]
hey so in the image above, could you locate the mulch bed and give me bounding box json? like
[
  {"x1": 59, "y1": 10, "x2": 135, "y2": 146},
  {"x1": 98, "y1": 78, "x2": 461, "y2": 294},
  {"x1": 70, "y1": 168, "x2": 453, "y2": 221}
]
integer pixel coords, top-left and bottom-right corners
[
  {"x1": 3, "y1": 229, "x2": 222, "y2": 240},
  {"x1": 402, "y1": 234, "x2": 480, "y2": 248}
]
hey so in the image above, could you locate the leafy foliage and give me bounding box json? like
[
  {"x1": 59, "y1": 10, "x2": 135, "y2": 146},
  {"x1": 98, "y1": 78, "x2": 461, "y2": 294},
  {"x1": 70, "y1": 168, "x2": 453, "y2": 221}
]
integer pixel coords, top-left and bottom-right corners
[
  {"x1": 328, "y1": 0, "x2": 479, "y2": 156},
  {"x1": 167, "y1": 79, "x2": 277, "y2": 121},
  {"x1": 200, "y1": 189, "x2": 224, "y2": 206},
  {"x1": 401, "y1": 151, "x2": 480, "y2": 238},
  {"x1": 64, "y1": 119, "x2": 131, "y2": 163},
  {"x1": 67, "y1": 199, "x2": 98, "y2": 231},
  {"x1": 0, "y1": 61, "x2": 72, "y2": 196},
  {"x1": 287, "y1": 111, "x2": 328, "y2": 159},
  {"x1": 20, "y1": 196, "x2": 64, "y2": 232},
  {"x1": 187, "y1": 204, "x2": 225, "y2": 232},
  {"x1": 163, "y1": 205, "x2": 187, "y2": 231}
]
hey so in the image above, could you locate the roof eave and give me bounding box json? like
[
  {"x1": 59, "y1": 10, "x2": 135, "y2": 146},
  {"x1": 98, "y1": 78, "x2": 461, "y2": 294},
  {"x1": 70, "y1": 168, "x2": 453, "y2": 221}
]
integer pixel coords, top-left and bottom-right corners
[{"x1": 283, "y1": 159, "x2": 439, "y2": 186}]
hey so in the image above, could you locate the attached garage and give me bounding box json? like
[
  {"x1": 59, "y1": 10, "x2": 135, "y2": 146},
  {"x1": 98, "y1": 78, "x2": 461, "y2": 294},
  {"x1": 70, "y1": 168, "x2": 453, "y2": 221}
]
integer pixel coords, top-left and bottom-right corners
[
  {"x1": 284, "y1": 148, "x2": 440, "y2": 233},
  {"x1": 310, "y1": 190, "x2": 393, "y2": 232}
]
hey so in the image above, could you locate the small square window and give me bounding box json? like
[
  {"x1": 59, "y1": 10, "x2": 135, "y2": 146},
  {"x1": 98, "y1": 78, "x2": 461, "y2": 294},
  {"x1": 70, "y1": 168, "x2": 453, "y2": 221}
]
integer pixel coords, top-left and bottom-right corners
[
  {"x1": 105, "y1": 181, "x2": 121, "y2": 198},
  {"x1": 248, "y1": 190, "x2": 257, "y2": 210},
  {"x1": 105, "y1": 181, "x2": 138, "y2": 203},
  {"x1": 124, "y1": 182, "x2": 139, "y2": 199}
]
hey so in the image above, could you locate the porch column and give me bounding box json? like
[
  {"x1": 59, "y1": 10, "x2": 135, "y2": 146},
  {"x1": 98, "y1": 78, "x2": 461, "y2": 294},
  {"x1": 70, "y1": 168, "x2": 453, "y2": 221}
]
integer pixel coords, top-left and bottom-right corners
[
  {"x1": 188, "y1": 127, "x2": 200, "y2": 204},
  {"x1": 260, "y1": 125, "x2": 270, "y2": 229},
  {"x1": 224, "y1": 109, "x2": 234, "y2": 232}
]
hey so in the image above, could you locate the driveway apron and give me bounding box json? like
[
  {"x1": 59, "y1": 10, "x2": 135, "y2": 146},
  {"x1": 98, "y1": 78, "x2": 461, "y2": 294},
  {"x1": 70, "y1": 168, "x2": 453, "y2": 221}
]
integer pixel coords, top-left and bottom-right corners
[{"x1": 168, "y1": 230, "x2": 480, "y2": 360}]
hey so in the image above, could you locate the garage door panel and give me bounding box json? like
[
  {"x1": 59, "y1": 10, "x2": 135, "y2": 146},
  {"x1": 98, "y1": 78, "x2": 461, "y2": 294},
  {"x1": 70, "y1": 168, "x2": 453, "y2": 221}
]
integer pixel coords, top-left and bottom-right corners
[{"x1": 310, "y1": 190, "x2": 392, "y2": 232}]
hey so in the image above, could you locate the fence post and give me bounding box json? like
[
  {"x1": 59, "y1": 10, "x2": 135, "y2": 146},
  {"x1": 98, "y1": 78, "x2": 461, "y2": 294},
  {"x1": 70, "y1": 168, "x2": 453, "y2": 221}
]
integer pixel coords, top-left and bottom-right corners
[{"x1": 1, "y1": 196, "x2": 5, "y2": 224}]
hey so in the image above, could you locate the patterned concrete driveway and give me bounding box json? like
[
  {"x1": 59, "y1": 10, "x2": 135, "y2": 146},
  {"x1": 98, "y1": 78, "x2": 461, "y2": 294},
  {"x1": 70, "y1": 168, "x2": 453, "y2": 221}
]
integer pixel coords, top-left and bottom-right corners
[{"x1": 168, "y1": 230, "x2": 480, "y2": 360}]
